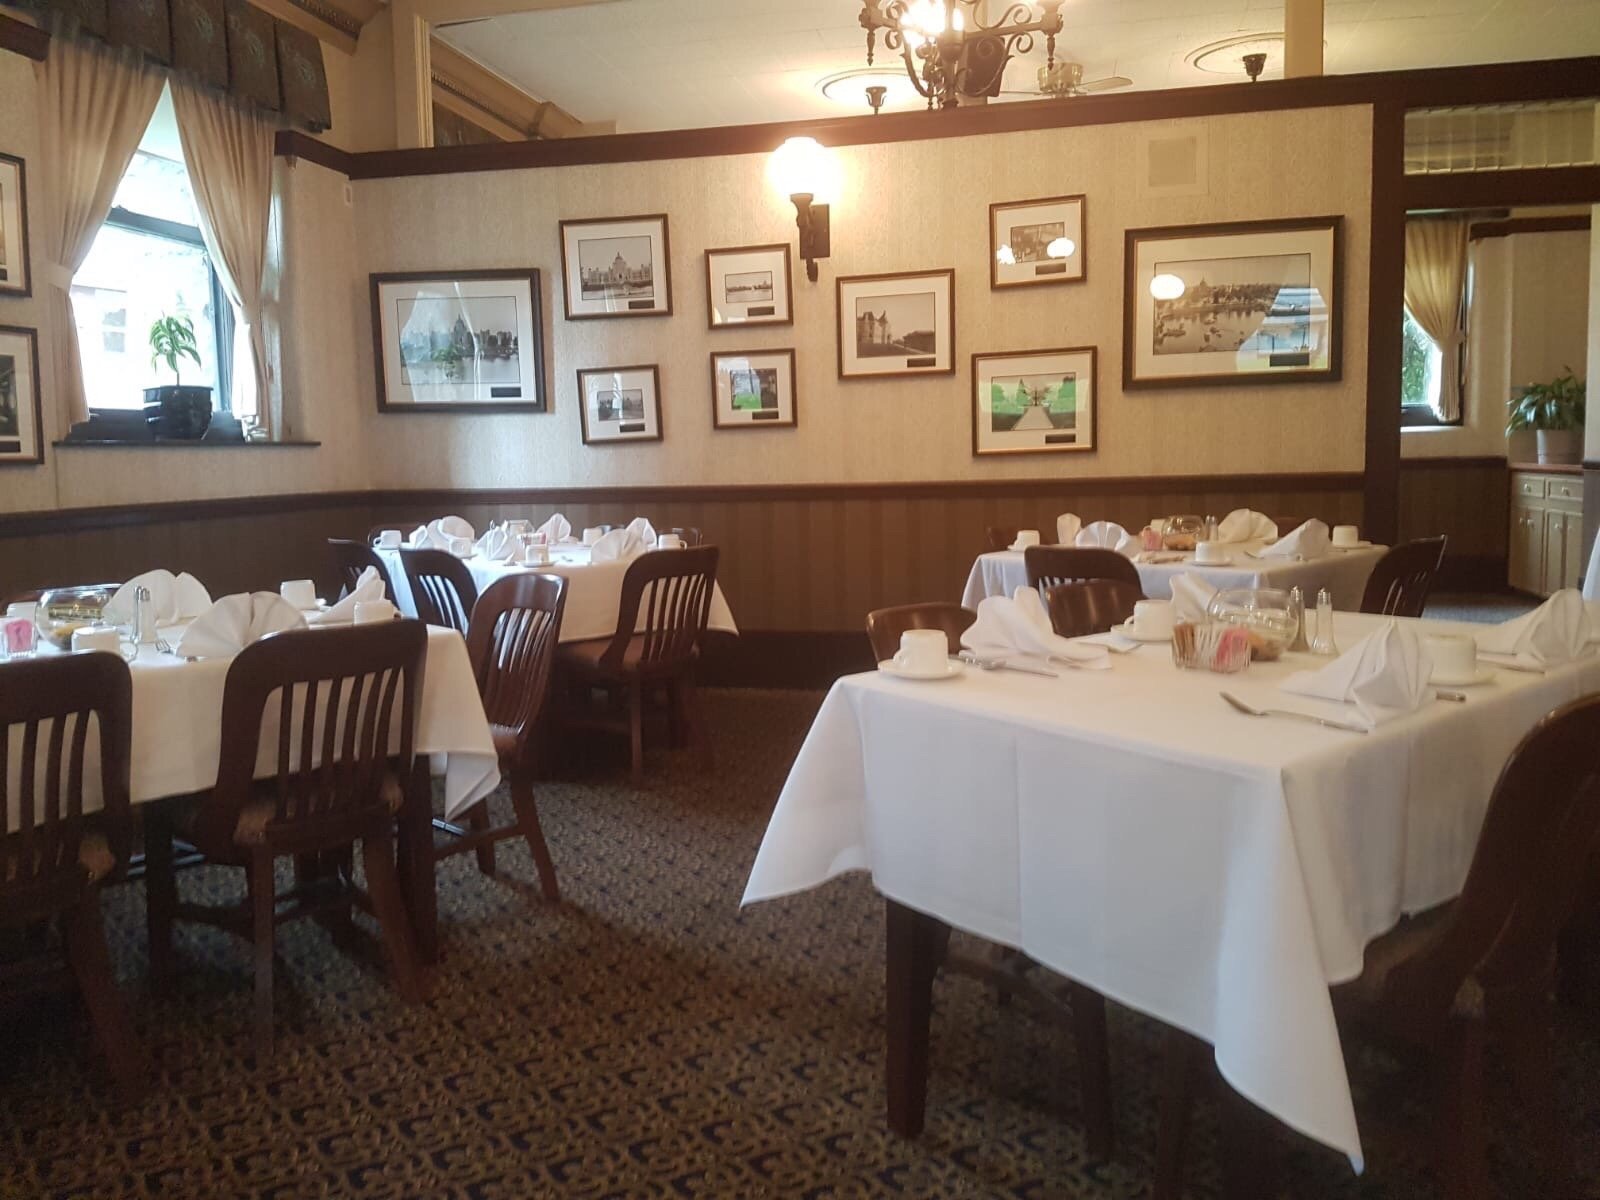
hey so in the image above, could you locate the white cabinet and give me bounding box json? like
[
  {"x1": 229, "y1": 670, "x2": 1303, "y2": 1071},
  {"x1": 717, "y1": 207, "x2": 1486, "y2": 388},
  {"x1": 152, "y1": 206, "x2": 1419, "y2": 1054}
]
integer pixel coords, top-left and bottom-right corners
[{"x1": 1508, "y1": 472, "x2": 1585, "y2": 596}]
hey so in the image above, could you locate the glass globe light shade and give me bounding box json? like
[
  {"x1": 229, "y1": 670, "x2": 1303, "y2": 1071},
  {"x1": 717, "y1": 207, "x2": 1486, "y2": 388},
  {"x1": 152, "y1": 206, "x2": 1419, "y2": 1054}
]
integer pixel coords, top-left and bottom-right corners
[{"x1": 768, "y1": 137, "x2": 840, "y2": 202}]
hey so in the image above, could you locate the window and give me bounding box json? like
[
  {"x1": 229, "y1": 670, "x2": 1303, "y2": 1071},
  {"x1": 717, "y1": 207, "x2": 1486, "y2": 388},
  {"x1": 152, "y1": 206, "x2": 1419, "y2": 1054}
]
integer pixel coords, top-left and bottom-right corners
[{"x1": 1401, "y1": 306, "x2": 1443, "y2": 420}]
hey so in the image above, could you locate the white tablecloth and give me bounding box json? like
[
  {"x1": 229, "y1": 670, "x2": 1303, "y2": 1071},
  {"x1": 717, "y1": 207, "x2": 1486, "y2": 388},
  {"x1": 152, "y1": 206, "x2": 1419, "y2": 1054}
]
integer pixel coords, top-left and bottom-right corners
[
  {"x1": 742, "y1": 612, "x2": 1600, "y2": 1169},
  {"x1": 962, "y1": 542, "x2": 1387, "y2": 610},
  {"x1": 25, "y1": 625, "x2": 499, "y2": 822},
  {"x1": 377, "y1": 547, "x2": 739, "y2": 644}
]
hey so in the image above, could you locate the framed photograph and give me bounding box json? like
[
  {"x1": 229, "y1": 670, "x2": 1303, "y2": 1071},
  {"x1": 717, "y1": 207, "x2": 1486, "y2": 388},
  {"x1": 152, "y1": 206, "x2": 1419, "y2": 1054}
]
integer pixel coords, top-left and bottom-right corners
[
  {"x1": 370, "y1": 269, "x2": 546, "y2": 412},
  {"x1": 836, "y1": 269, "x2": 956, "y2": 380},
  {"x1": 0, "y1": 324, "x2": 44, "y2": 466},
  {"x1": 989, "y1": 194, "x2": 1085, "y2": 289},
  {"x1": 577, "y1": 364, "x2": 663, "y2": 445},
  {"x1": 559, "y1": 213, "x2": 672, "y2": 320},
  {"x1": 710, "y1": 348, "x2": 797, "y2": 430},
  {"x1": 1123, "y1": 216, "x2": 1343, "y2": 389},
  {"x1": 972, "y1": 346, "x2": 1096, "y2": 457},
  {"x1": 705, "y1": 243, "x2": 793, "y2": 329},
  {"x1": 0, "y1": 153, "x2": 30, "y2": 298}
]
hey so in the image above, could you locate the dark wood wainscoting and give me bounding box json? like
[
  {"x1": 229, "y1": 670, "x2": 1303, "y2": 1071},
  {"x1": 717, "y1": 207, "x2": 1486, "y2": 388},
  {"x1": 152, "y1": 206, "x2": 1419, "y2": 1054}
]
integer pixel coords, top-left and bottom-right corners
[{"x1": 1397, "y1": 457, "x2": 1509, "y2": 591}]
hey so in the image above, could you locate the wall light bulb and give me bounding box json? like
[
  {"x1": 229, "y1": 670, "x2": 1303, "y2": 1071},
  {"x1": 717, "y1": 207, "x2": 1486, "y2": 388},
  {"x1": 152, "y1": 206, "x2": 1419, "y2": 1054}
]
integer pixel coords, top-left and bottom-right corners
[{"x1": 768, "y1": 136, "x2": 840, "y2": 203}]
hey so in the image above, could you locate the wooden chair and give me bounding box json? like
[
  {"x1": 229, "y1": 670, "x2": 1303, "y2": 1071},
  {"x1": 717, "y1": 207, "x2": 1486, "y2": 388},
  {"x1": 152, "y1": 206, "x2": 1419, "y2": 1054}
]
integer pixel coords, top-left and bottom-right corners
[
  {"x1": 1155, "y1": 693, "x2": 1600, "y2": 1200},
  {"x1": 433, "y1": 574, "x2": 567, "y2": 901},
  {"x1": 985, "y1": 526, "x2": 1019, "y2": 552},
  {"x1": 1044, "y1": 580, "x2": 1142, "y2": 638},
  {"x1": 397, "y1": 547, "x2": 478, "y2": 632},
  {"x1": 328, "y1": 538, "x2": 396, "y2": 602},
  {"x1": 866, "y1": 602, "x2": 976, "y2": 662},
  {"x1": 665, "y1": 526, "x2": 703, "y2": 546},
  {"x1": 144, "y1": 621, "x2": 430, "y2": 1057},
  {"x1": 1024, "y1": 545, "x2": 1142, "y2": 593},
  {"x1": 0, "y1": 653, "x2": 148, "y2": 1100},
  {"x1": 556, "y1": 546, "x2": 719, "y2": 785},
  {"x1": 1361, "y1": 535, "x2": 1448, "y2": 618}
]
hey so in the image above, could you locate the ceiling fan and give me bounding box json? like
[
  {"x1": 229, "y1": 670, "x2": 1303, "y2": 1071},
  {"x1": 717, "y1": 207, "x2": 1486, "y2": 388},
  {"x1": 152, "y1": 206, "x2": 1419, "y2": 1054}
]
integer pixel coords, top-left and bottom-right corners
[{"x1": 1004, "y1": 61, "x2": 1133, "y2": 99}]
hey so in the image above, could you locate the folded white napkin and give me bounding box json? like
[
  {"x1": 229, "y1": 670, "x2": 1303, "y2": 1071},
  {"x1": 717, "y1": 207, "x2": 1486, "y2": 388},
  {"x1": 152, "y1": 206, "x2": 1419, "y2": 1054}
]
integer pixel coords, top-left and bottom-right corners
[
  {"x1": 437, "y1": 515, "x2": 473, "y2": 540},
  {"x1": 1056, "y1": 513, "x2": 1082, "y2": 545},
  {"x1": 960, "y1": 588, "x2": 1110, "y2": 668},
  {"x1": 1476, "y1": 588, "x2": 1588, "y2": 667},
  {"x1": 590, "y1": 527, "x2": 647, "y2": 563},
  {"x1": 312, "y1": 567, "x2": 384, "y2": 625},
  {"x1": 1258, "y1": 518, "x2": 1332, "y2": 560},
  {"x1": 1281, "y1": 620, "x2": 1433, "y2": 727},
  {"x1": 103, "y1": 569, "x2": 213, "y2": 627},
  {"x1": 1169, "y1": 573, "x2": 1219, "y2": 624},
  {"x1": 1216, "y1": 509, "x2": 1279, "y2": 544},
  {"x1": 474, "y1": 527, "x2": 518, "y2": 562},
  {"x1": 175, "y1": 592, "x2": 307, "y2": 659},
  {"x1": 409, "y1": 522, "x2": 452, "y2": 551},
  {"x1": 1075, "y1": 521, "x2": 1138, "y2": 556},
  {"x1": 626, "y1": 516, "x2": 658, "y2": 548},
  {"x1": 536, "y1": 512, "x2": 572, "y2": 544}
]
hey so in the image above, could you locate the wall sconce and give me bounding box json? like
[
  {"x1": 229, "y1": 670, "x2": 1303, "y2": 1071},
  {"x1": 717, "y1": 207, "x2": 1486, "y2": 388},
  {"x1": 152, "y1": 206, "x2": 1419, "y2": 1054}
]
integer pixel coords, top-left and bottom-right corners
[{"x1": 769, "y1": 137, "x2": 838, "y2": 283}]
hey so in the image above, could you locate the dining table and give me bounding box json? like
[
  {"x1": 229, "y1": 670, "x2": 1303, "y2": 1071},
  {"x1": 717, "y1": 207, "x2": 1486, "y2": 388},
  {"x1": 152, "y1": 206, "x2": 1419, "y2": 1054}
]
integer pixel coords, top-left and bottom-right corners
[
  {"x1": 377, "y1": 544, "x2": 740, "y2": 643},
  {"x1": 962, "y1": 540, "x2": 1388, "y2": 610},
  {"x1": 741, "y1": 610, "x2": 1600, "y2": 1179}
]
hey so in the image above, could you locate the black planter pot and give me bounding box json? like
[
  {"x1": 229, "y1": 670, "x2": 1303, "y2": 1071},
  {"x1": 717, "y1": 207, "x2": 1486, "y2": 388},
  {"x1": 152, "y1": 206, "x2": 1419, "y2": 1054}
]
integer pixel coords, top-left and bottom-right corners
[{"x1": 142, "y1": 385, "x2": 214, "y2": 440}]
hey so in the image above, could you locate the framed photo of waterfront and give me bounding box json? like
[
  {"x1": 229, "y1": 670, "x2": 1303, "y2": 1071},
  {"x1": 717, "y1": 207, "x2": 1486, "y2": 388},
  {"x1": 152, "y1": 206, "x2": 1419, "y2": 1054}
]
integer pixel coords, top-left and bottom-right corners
[
  {"x1": 989, "y1": 194, "x2": 1085, "y2": 289},
  {"x1": 0, "y1": 153, "x2": 31, "y2": 298},
  {"x1": 370, "y1": 269, "x2": 546, "y2": 412},
  {"x1": 1123, "y1": 216, "x2": 1342, "y2": 389},
  {"x1": 577, "y1": 364, "x2": 663, "y2": 445},
  {"x1": 972, "y1": 346, "x2": 1096, "y2": 456},
  {"x1": 705, "y1": 244, "x2": 793, "y2": 328},
  {"x1": 836, "y1": 269, "x2": 955, "y2": 380},
  {"x1": 0, "y1": 324, "x2": 44, "y2": 466},
  {"x1": 710, "y1": 348, "x2": 797, "y2": 430},
  {"x1": 559, "y1": 214, "x2": 673, "y2": 320}
]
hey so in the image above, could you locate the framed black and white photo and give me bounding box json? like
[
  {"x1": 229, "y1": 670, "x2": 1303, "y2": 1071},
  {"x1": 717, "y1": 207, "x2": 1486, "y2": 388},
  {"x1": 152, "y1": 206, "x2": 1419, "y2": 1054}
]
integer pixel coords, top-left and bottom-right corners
[
  {"x1": 0, "y1": 324, "x2": 44, "y2": 466},
  {"x1": 989, "y1": 194, "x2": 1085, "y2": 289},
  {"x1": 705, "y1": 244, "x2": 792, "y2": 328},
  {"x1": 0, "y1": 153, "x2": 31, "y2": 298},
  {"x1": 972, "y1": 346, "x2": 1096, "y2": 457},
  {"x1": 559, "y1": 213, "x2": 672, "y2": 320},
  {"x1": 577, "y1": 364, "x2": 663, "y2": 445},
  {"x1": 1123, "y1": 216, "x2": 1342, "y2": 389},
  {"x1": 370, "y1": 269, "x2": 546, "y2": 412},
  {"x1": 836, "y1": 269, "x2": 955, "y2": 380},
  {"x1": 710, "y1": 348, "x2": 797, "y2": 430}
]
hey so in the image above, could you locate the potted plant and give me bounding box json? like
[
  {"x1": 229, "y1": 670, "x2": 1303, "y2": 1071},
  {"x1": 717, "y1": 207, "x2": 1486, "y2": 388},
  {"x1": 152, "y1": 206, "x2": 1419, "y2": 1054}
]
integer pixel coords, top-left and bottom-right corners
[
  {"x1": 143, "y1": 313, "x2": 213, "y2": 440},
  {"x1": 1506, "y1": 368, "x2": 1585, "y2": 465}
]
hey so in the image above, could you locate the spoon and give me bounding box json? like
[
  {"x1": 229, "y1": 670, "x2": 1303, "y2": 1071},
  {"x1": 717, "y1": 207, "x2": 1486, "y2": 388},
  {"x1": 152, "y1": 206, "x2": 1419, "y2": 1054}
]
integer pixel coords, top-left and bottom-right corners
[
  {"x1": 1219, "y1": 691, "x2": 1370, "y2": 733},
  {"x1": 955, "y1": 653, "x2": 1058, "y2": 677}
]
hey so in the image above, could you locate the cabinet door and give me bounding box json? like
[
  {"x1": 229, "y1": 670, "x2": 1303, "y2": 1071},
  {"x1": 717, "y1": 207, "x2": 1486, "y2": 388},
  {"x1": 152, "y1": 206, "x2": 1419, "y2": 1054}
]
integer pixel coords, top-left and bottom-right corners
[
  {"x1": 1509, "y1": 502, "x2": 1545, "y2": 593},
  {"x1": 1562, "y1": 508, "x2": 1587, "y2": 591},
  {"x1": 1543, "y1": 510, "x2": 1568, "y2": 596}
]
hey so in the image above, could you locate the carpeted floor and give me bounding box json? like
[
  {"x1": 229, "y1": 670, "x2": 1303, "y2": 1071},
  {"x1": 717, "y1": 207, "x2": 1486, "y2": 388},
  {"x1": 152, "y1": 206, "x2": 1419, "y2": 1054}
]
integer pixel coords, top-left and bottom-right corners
[{"x1": 2, "y1": 687, "x2": 1597, "y2": 1199}]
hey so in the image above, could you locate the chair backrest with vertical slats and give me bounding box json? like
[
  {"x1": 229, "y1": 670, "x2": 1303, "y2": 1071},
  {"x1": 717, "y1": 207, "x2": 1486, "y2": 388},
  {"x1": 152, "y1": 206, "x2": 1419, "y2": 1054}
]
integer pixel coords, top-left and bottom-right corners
[
  {"x1": 602, "y1": 546, "x2": 719, "y2": 673},
  {"x1": 1044, "y1": 580, "x2": 1143, "y2": 638},
  {"x1": 1024, "y1": 546, "x2": 1143, "y2": 593},
  {"x1": 204, "y1": 621, "x2": 426, "y2": 847},
  {"x1": 467, "y1": 574, "x2": 567, "y2": 766},
  {"x1": 865, "y1": 603, "x2": 976, "y2": 662},
  {"x1": 328, "y1": 538, "x2": 396, "y2": 602},
  {"x1": 1, "y1": 653, "x2": 132, "y2": 920},
  {"x1": 1361, "y1": 536, "x2": 1448, "y2": 619},
  {"x1": 398, "y1": 548, "x2": 479, "y2": 632}
]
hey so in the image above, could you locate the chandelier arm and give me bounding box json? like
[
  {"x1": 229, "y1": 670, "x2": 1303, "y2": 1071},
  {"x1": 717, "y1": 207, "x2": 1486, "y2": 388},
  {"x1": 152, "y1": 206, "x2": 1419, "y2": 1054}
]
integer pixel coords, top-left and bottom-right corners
[
  {"x1": 896, "y1": 40, "x2": 937, "y2": 99},
  {"x1": 967, "y1": 3, "x2": 1040, "y2": 34}
]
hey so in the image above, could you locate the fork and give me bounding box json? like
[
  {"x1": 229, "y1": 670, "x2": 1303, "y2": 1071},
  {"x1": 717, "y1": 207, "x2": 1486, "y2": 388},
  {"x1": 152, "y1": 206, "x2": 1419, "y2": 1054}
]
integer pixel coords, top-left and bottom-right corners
[
  {"x1": 956, "y1": 653, "x2": 1059, "y2": 677},
  {"x1": 1220, "y1": 691, "x2": 1369, "y2": 733}
]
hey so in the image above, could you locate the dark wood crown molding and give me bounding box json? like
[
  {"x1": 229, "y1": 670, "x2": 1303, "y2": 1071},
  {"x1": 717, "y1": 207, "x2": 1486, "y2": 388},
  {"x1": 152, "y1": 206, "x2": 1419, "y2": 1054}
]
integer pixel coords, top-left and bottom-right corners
[
  {"x1": 275, "y1": 128, "x2": 356, "y2": 176},
  {"x1": 1469, "y1": 214, "x2": 1591, "y2": 240},
  {"x1": 0, "y1": 11, "x2": 48, "y2": 61},
  {"x1": 1404, "y1": 166, "x2": 1600, "y2": 211}
]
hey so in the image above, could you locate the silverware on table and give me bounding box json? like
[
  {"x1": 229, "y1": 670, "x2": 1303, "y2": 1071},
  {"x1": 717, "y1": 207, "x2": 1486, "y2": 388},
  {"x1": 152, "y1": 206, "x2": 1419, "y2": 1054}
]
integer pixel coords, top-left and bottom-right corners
[
  {"x1": 956, "y1": 653, "x2": 1059, "y2": 678},
  {"x1": 1435, "y1": 689, "x2": 1467, "y2": 703},
  {"x1": 1219, "y1": 691, "x2": 1370, "y2": 734}
]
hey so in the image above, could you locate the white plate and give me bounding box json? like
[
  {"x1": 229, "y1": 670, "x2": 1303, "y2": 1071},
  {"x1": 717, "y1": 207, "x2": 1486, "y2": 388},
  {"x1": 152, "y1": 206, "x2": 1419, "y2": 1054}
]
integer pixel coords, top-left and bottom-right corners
[
  {"x1": 1109, "y1": 622, "x2": 1171, "y2": 644},
  {"x1": 877, "y1": 659, "x2": 964, "y2": 682},
  {"x1": 1329, "y1": 541, "x2": 1375, "y2": 551},
  {"x1": 1429, "y1": 667, "x2": 1497, "y2": 687},
  {"x1": 1191, "y1": 555, "x2": 1231, "y2": 567}
]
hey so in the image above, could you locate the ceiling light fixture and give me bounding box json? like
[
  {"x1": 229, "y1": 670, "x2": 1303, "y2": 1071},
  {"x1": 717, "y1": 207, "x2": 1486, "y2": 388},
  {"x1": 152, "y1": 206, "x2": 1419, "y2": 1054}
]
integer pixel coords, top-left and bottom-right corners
[{"x1": 859, "y1": 0, "x2": 1065, "y2": 111}]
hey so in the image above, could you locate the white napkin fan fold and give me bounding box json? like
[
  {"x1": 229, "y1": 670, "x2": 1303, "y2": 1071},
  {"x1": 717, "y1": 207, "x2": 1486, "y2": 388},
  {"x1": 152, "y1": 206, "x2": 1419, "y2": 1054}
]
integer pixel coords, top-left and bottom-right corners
[
  {"x1": 1477, "y1": 588, "x2": 1589, "y2": 667},
  {"x1": 1216, "y1": 509, "x2": 1278, "y2": 544},
  {"x1": 1281, "y1": 621, "x2": 1433, "y2": 727},
  {"x1": 1259, "y1": 519, "x2": 1332, "y2": 560},
  {"x1": 960, "y1": 588, "x2": 1109, "y2": 668},
  {"x1": 312, "y1": 568, "x2": 385, "y2": 625},
  {"x1": 176, "y1": 593, "x2": 308, "y2": 659}
]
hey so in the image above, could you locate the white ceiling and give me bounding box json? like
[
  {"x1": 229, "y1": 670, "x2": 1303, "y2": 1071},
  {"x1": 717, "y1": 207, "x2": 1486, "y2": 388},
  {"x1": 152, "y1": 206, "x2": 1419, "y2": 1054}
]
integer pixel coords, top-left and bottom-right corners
[{"x1": 437, "y1": 0, "x2": 1600, "y2": 133}]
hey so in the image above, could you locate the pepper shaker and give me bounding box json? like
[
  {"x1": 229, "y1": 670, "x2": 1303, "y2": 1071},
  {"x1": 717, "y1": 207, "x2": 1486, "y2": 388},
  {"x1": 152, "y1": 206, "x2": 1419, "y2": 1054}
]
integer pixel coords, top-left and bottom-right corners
[
  {"x1": 1309, "y1": 587, "x2": 1339, "y2": 656},
  {"x1": 1287, "y1": 585, "x2": 1310, "y2": 653}
]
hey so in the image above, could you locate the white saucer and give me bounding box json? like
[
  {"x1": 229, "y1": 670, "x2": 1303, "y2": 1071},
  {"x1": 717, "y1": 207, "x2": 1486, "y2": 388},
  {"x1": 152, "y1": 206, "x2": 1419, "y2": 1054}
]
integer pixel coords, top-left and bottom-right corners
[
  {"x1": 1007, "y1": 543, "x2": 1039, "y2": 553},
  {"x1": 1110, "y1": 622, "x2": 1171, "y2": 644},
  {"x1": 878, "y1": 659, "x2": 964, "y2": 682},
  {"x1": 1330, "y1": 541, "x2": 1375, "y2": 551},
  {"x1": 1429, "y1": 667, "x2": 1497, "y2": 687},
  {"x1": 1191, "y1": 555, "x2": 1231, "y2": 567}
]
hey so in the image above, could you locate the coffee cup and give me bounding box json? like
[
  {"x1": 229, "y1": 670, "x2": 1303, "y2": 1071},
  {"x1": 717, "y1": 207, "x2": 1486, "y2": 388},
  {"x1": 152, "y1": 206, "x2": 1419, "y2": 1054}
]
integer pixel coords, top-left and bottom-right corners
[
  {"x1": 1331, "y1": 524, "x2": 1361, "y2": 548},
  {"x1": 372, "y1": 529, "x2": 403, "y2": 549},
  {"x1": 1193, "y1": 541, "x2": 1228, "y2": 565},
  {"x1": 1127, "y1": 599, "x2": 1174, "y2": 639},
  {"x1": 656, "y1": 533, "x2": 684, "y2": 550},
  {"x1": 891, "y1": 628, "x2": 948, "y2": 675},
  {"x1": 1011, "y1": 529, "x2": 1041, "y2": 550},
  {"x1": 504, "y1": 519, "x2": 532, "y2": 536},
  {"x1": 72, "y1": 626, "x2": 127, "y2": 657},
  {"x1": 582, "y1": 527, "x2": 604, "y2": 547},
  {"x1": 1425, "y1": 633, "x2": 1478, "y2": 683},
  {"x1": 280, "y1": 579, "x2": 318, "y2": 610},
  {"x1": 522, "y1": 544, "x2": 551, "y2": 566},
  {"x1": 447, "y1": 535, "x2": 473, "y2": 558},
  {"x1": 354, "y1": 598, "x2": 399, "y2": 625}
]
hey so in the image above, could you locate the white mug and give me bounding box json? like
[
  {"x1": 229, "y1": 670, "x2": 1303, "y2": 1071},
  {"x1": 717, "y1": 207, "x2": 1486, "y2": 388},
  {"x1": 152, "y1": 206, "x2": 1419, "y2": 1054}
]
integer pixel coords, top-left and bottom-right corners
[
  {"x1": 656, "y1": 534, "x2": 684, "y2": 550},
  {"x1": 1425, "y1": 633, "x2": 1477, "y2": 682},
  {"x1": 1128, "y1": 599, "x2": 1174, "y2": 639},
  {"x1": 891, "y1": 628, "x2": 948, "y2": 675},
  {"x1": 372, "y1": 529, "x2": 403, "y2": 549},
  {"x1": 1193, "y1": 541, "x2": 1227, "y2": 565},
  {"x1": 447, "y1": 535, "x2": 473, "y2": 558},
  {"x1": 522, "y1": 544, "x2": 551, "y2": 566},
  {"x1": 581, "y1": 527, "x2": 604, "y2": 547},
  {"x1": 280, "y1": 579, "x2": 318, "y2": 609},
  {"x1": 1331, "y1": 524, "x2": 1361, "y2": 548},
  {"x1": 1012, "y1": 530, "x2": 1041, "y2": 550},
  {"x1": 354, "y1": 598, "x2": 400, "y2": 625}
]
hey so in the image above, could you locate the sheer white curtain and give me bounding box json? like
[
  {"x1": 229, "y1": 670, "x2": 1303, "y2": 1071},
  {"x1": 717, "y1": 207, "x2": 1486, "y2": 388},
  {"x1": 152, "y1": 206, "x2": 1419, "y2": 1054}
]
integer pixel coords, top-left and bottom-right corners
[
  {"x1": 35, "y1": 37, "x2": 163, "y2": 429},
  {"x1": 1403, "y1": 217, "x2": 1471, "y2": 423}
]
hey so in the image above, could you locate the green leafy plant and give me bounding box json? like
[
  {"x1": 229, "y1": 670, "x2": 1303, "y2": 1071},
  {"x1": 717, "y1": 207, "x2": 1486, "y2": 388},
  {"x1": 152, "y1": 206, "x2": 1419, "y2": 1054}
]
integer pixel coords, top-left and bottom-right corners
[
  {"x1": 1507, "y1": 367, "x2": 1586, "y2": 434},
  {"x1": 148, "y1": 314, "x2": 201, "y2": 387}
]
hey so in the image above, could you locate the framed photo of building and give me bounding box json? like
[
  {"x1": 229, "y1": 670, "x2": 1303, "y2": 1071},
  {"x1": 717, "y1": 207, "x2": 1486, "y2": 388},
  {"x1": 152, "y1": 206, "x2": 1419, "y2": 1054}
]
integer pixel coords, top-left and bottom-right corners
[
  {"x1": 0, "y1": 324, "x2": 44, "y2": 466},
  {"x1": 1123, "y1": 216, "x2": 1343, "y2": 389},
  {"x1": 705, "y1": 244, "x2": 793, "y2": 328},
  {"x1": 972, "y1": 346, "x2": 1096, "y2": 457},
  {"x1": 370, "y1": 269, "x2": 546, "y2": 412},
  {"x1": 577, "y1": 364, "x2": 663, "y2": 445},
  {"x1": 710, "y1": 348, "x2": 797, "y2": 430},
  {"x1": 836, "y1": 269, "x2": 955, "y2": 380},
  {"x1": 989, "y1": 194, "x2": 1085, "y2": 289},
  {"x1": 559, "y1": 213, "x2": 673, "y2": 320},
  {"x1": 0, "y1": 153, "x2": 31, "y2": 298}
]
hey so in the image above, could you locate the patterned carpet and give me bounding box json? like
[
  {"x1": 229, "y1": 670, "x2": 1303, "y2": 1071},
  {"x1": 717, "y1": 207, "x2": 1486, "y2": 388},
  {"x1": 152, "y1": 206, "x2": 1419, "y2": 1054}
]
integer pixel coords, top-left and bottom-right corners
[{"x1": 2, "y1": 687, "x2": 1597, "y2": 1200}]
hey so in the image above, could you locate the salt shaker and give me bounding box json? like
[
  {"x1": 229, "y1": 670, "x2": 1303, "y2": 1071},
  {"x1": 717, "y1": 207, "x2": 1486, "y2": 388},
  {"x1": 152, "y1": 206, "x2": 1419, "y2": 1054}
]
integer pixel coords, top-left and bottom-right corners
[
  {"x1": 1309, "y1": 587, "x2": 1339, "y2": 656},
  {"x1": 1203, "y1": 513, "x2": 1219, "y2": 541},
  {"x1": 1287, "y1": 585, "x2": 1311, "y2": 653}
]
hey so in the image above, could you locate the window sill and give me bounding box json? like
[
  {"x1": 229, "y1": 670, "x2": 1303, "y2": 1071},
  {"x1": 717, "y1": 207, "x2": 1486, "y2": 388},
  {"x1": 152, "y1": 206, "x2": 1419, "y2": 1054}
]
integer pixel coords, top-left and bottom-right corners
[{"x1": 54, "y1": 439, "x2": 322, "y2": 449}]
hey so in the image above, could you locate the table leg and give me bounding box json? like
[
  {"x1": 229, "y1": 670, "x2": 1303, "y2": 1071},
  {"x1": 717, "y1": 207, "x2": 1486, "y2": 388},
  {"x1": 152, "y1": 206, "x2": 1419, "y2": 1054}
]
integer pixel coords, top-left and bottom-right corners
[
  {"x1": 395, "y1": 761, "x2": 439, "y2": 965},
  {"x1": 1217, "y1": 1071, "x2": 1276, "y2": 1200},
  {"x1": 885, "y1": 899, "x2": 946, "y2": 1139}
]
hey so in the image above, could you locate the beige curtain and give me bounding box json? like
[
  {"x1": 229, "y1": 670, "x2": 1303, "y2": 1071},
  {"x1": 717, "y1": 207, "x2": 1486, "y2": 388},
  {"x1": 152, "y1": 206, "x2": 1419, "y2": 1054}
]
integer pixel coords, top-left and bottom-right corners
[
  {"x1": 171, "y1": 80, "x2": 277, "y2": 436},
  {"x1": 1403, "y1": 216, "x2": 1470, "y2": 423},
  {"x1": 35, "y1": 38, "x2": 163, "y2": 430}
]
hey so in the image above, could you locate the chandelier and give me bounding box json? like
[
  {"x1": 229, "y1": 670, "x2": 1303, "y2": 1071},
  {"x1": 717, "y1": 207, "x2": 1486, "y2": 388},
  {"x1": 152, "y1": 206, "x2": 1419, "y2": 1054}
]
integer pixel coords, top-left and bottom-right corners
[{"x1": 859, "y1": 0, "x2": 1066, "y2": 110}]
